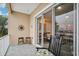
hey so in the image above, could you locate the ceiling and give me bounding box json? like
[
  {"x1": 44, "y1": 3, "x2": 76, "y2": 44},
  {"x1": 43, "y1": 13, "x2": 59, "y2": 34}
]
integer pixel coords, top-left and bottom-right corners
[
  {"x1": 56, "y1": 11, "x2": 74, "y2": 25},
  {"x1": 11, "y1": 3, "x2": 39, "y2": 15},
  {"x1": 55, "y1": 3, "x2": 74, "y2": 16},
  {"x1": 44, "y1": 3, "x2": 74, "y2": 22}
]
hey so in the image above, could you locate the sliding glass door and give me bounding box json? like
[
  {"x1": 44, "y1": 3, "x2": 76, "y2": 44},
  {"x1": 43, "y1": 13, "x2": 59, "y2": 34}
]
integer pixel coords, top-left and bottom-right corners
[
  {"x1": 36, "y1": 3, "x2": 76, "y2": 56},
  {"x1": 36, "y1": 15, "x2": 44, "y2": 46},
  {"x1": 54, "y1": 3, "x2": 76, "y2": 56}
]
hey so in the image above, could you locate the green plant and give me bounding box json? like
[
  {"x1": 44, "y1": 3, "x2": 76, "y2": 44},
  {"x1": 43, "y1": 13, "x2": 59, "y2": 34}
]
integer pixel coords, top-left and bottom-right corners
[{"x1": 0, "y1": 15, "x2": 8, "y2": 37}]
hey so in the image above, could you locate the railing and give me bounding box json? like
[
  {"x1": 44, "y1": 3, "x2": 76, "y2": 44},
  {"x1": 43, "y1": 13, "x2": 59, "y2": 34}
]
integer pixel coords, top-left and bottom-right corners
[{"x1": 0, "y1": 35, "x2": 9, "y2": 56}]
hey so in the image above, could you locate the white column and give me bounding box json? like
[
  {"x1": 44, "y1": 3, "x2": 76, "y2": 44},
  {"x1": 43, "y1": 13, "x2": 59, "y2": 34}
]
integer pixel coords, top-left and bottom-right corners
[
  {"x1": 41, "y1": 14, "x2": 44, "y2": 46},
  {"x1": 77, "y1": 3, "x2": 79, "y2": 56},
  {"x1": 52, "y1": 8, "x2": 55, "y2": 37}
]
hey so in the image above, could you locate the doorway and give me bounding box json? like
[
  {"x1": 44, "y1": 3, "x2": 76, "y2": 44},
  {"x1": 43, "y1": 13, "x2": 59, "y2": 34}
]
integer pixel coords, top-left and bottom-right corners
[
  {"x1": 43, "y1": 10, "x2": 52, "y2": 48},
  {"x1": 36, "y1": 15, "x2": 44, "y2": 46},
  {"x1": 36, "y1": 8, "x2": 52, "y2": 48}
]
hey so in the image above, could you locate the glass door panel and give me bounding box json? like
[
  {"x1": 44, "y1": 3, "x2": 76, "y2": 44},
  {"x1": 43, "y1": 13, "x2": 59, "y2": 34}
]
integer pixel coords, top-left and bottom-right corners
[
  {"x1": 37, "y1": 16, "x2": 44, "y2": 46},
  {"x1": 55, "y1": 3, "x2": 75, "y2": 56},
  {"x1": 43, "y1": 10, "x2": 52, "y2": 48}
]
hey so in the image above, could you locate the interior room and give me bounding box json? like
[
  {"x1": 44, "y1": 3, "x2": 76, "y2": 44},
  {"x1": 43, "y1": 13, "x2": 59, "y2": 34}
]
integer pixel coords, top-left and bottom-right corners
[
  {"x1": 36, "y1": 8, "x2": 52, "y2": 48},
  {"x1": 43, "y1": 10, "x2": 52, "y2": 48},
  {"x1": 36, "y1": 3, "x2": 76, "y2": 56}
]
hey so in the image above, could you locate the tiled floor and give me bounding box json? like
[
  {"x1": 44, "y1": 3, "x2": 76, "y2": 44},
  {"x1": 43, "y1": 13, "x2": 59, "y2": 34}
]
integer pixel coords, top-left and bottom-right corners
[
  {"x1": 44, "y1": 42, "x2": 49, "y2": 48},
  {"x1": 6, "y1": 44, "x2": 37, "y2": 56},
  {"x1": 6, "y1": 44, "x2": 53, "y2": 56}
]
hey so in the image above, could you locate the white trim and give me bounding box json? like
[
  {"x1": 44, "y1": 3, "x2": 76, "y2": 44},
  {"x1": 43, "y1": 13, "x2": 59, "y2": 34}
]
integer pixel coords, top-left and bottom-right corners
[
  {"x1": 41, "y1": 14, "x2": 44, "y2": 46},
  {"x1": 73, "y1": 4, "x2": 75, "y2": 56},
  {"x1": 52, "y1": 7, "x2": 56, "y2": 37},
  {"x1": 73, "y1": 4, "x2": 77, "y2": 56},
  {"x1": 76, "y1": 3, "x2": 79, "y2": 56}
]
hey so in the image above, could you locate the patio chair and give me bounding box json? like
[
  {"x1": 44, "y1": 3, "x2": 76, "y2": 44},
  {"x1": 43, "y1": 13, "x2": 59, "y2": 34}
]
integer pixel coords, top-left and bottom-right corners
[
  {"x1": 36, "y1": 34, "x2": 62, "y2": 56},
  {"x1": 25, "y1": 37, "x2": 32, "y2": 44},
  {"x1": 18, "y1": 37, "x2": 24, "y2": 44}
]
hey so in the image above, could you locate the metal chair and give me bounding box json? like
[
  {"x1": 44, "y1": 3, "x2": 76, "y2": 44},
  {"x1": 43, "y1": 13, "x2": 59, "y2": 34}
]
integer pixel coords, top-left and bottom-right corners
[{"x1": 36, "y1": 34, "x2": 62, "y2": 56}]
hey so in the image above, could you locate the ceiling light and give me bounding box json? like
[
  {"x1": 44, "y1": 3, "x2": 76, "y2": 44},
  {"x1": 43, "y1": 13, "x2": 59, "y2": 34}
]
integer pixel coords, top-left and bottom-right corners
[
  {"x1": 57, "y1": 6, "x2": 62, "y2": 10},
  {"x1": 65, "y1": 16, "x2": 69, "y2": 19},
  {"x1": 68, "y1": 24, "x2": 71, "y2": 27}
]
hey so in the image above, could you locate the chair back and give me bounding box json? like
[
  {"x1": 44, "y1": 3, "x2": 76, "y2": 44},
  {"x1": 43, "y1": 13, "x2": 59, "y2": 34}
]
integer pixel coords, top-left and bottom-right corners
[{"x1": 48, "y1": 34, "x2": 62, "y2": 56}]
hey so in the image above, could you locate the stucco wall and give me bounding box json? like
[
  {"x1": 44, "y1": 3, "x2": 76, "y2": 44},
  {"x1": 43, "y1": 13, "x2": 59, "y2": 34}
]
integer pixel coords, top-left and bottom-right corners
[{"x1": 8, "y1": 12, "x2": 30, "y2": 45}]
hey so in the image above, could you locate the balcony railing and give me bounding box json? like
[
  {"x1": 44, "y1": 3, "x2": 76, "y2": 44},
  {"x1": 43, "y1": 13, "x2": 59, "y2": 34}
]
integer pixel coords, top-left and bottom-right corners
[{"x1": 0, "y1": 35, "x2": 9, "y2": 56}]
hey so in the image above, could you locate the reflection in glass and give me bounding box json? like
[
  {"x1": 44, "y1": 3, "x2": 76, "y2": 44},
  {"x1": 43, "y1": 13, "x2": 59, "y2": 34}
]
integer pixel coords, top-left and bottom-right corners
[{"x1": 55, "y1": 3, "x2": 74, "y2": 56}]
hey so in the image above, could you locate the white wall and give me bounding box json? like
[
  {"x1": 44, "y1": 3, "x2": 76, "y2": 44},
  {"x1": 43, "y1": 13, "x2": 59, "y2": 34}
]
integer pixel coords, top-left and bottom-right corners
[{"x1": 0, "y1": 35, "x2": 9, "y2": 56}]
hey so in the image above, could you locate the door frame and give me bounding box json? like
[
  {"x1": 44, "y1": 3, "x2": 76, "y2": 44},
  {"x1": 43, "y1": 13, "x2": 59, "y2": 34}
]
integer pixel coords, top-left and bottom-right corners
[{"x1": 36, "y1": 14, "x2": 44, "y2": 47}]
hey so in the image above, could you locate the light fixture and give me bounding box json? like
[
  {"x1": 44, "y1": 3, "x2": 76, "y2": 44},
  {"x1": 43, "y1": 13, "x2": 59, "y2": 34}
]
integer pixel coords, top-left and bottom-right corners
[
  {"x1": 65, "y1": 16, "x2": 69, "y2": 19},
  {"x1": 68, "y1": 24, "x2": 71, "y2": 27},
  {"x1": 57, "y1": 6, "x2": 62, "y2": 10}
]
